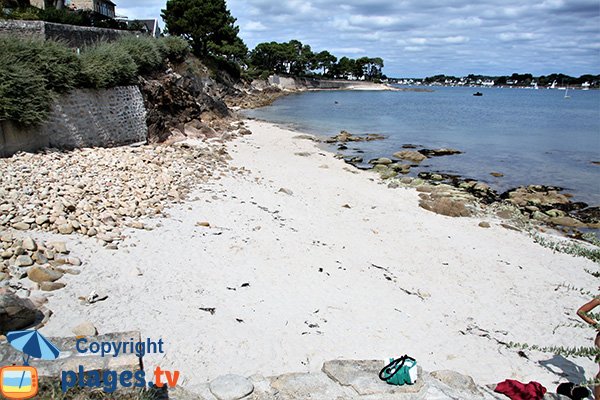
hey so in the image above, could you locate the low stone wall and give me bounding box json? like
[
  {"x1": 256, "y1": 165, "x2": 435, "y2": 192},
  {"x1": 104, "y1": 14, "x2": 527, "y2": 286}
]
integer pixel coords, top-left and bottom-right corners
[
  {"x1": 174, "y1": 359, "x2": 569, "y2": 399},
  {"x1": 268, "y1": 75, "x2": 390, "y2": 91},
  {"x1": 0, "y1": 20, "x2": 130, "y2": 47},
  {"x1": 0, "y1": 86, "x2": 148, "y2": 157}
]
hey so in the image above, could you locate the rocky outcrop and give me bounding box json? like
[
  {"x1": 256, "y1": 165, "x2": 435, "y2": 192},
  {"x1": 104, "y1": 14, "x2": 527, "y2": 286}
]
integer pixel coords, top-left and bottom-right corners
[{"x1": 140, "y1": 62, "x2": 233, "y2": 143}]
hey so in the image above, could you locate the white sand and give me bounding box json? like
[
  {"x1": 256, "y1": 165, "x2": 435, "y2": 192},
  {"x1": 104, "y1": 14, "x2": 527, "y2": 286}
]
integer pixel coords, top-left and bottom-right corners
[{"x1": 40, "y1": 120, "x2": 598, "y2": 389}]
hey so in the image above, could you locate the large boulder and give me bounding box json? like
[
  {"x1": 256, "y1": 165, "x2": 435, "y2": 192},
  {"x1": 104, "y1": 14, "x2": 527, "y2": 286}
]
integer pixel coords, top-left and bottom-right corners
[
  {"x1": 0, "y1": 290, "x2": 40, "y2": 334},
  {"x1": 393, "y1": 150, "x2": 427, "y2": 163},
  {"x1": 419, "y1": 197, "x2": 473, "y2": 217},
  {"x1": 27, "y1": 266, "x2": 63, "y2": 283}
]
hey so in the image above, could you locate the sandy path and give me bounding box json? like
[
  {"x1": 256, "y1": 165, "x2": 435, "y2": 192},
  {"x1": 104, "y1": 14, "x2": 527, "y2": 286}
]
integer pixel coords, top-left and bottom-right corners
[{"x1": 40, "y1": 120, "x2": 598, "y2": 389}]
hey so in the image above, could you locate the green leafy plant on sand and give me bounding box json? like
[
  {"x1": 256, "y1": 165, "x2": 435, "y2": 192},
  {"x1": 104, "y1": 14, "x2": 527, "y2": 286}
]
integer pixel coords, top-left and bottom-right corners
[{"x1": 531, "y1": 232, "x2": 600, "y2": 264}]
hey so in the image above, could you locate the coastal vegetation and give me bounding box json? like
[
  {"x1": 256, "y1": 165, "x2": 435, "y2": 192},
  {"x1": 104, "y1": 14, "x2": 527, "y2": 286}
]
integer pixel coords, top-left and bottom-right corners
[
  {"x1": 0, "y1": 35, "x2": 189, "y2": 125},
  {"x1": 161, "y1": 0, "x2": 247, "y2": 62},
  {"x1": 247, "y1": 40, "x2": 385, "y2": 81},
  {"x1": 160, "y1": 0, "x2": 384, "y2": 81},
  {"x1": 417, "y1": 73, "x2": 600, "y2": 88}
]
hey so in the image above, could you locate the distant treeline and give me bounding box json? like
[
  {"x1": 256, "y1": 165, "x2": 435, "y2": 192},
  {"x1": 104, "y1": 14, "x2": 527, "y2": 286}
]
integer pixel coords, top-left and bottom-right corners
[
  {"x1": 413, "y1": 73, "x2": 600, "y2": 87},
  {"x1": 247, "y1": 40, "x2": 385, "y2": 82}
]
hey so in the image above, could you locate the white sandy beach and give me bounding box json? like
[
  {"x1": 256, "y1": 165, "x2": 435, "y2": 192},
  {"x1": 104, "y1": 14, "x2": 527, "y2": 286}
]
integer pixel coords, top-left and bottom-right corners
[{"x1": 38, "y1": 119, "x2": 598, "y2": 390}]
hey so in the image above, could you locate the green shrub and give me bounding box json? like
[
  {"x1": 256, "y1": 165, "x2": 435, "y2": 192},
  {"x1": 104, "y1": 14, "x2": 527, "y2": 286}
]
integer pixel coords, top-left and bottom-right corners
[
  {"x1": 3, "y1": 6, "x2": 41, "y2": 20},
  {"x1": 0, "y1": 38, "x2": 81, "y2": 93},
  {"x1": 115, "y1": 35, "x2": 162, "y2": 74},
  {"x1": 157, "y1": 36, "x2": 190, "y2": 63},
  {"x1": 0, "y1": 64, "x2": 53, "y2": 126},
  {"x1": 38, "y1": 7, "x2": 92, "y2": 26},
  {"x1": 79, "y1": 41, "x2": 137, "y2": 88}
]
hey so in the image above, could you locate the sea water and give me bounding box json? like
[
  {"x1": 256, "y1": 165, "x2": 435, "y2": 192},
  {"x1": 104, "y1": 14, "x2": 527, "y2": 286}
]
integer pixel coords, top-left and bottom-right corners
[{"x1": 244, "y1": 86, "x2": 600, "y2": 206}]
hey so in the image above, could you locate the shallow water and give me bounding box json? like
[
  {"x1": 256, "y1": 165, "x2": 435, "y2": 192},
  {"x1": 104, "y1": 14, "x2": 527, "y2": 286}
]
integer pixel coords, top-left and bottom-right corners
[{"x1": 245, "y1": 86, "x2": 600, "y2": 206}]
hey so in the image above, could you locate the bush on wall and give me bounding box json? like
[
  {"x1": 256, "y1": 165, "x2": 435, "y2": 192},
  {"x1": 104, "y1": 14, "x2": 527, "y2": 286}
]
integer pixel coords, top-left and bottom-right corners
[{"x1": 0, "y1": 34, "x2": 191, "y2": 126}]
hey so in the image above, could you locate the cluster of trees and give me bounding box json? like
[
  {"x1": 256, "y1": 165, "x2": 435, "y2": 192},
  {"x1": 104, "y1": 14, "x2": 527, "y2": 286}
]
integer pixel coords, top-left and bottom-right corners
[
  {"x1": 161, "y1": 0, "x2": 247, "y2": 62},
  {"x1": 248, "y1": 40, "x2": 384, "y2": 80},
  {"x1": 161, "y1": 0, "x2": 384, "y2": 81}
]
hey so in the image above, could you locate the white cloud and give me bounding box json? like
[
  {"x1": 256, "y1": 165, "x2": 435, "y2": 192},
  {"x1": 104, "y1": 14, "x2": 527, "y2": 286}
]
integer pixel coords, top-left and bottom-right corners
[
  {"x1": 329, "y1": 46, "x2": 367, "y2": 54},
  {"x1": 442, "y1": 35, "x2": 470, "y2": 44},
  {"x1": 244, "y1": 21, "x2": 268, "y2": 32},
  {"x1": 448, "y1": 16, "x2": 482, "y2": 27},
  {"x1": 498, "y1": 32, "x2": 539, "y2": 41}
]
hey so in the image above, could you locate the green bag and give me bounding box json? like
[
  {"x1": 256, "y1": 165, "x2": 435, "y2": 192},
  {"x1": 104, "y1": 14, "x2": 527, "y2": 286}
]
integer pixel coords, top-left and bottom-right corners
[{"x1": 378, "y1": 355, "x2": 418, "y2": 385}]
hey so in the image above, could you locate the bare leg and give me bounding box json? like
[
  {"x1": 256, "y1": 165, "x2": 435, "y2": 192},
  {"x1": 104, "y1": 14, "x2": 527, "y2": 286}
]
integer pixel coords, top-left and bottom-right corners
[{"x1": 595, "y1": 333, "x2": 600, "y2": 400}]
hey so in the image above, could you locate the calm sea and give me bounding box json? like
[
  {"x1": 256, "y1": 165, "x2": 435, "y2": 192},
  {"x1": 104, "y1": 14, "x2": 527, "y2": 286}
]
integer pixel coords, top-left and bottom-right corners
[{"x1": 244, "y1": 86, "x2": 600, "y2": 206}]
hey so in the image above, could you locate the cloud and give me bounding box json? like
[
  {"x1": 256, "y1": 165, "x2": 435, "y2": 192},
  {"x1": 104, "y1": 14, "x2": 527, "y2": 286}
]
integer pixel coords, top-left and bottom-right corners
[
  {"x1": 498, "y1": 32, "x2": 539, "y2": 42},
  {"x1": 120, "y1": 0, "x2": 600, "y2": 77},
  {"x1": 243, "y1": 21, "x2": 268, "y2": 32}
]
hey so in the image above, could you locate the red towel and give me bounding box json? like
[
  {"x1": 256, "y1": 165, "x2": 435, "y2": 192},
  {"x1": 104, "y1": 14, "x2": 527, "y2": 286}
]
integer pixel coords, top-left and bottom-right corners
[{"x1": 494, "y1": 379, "x2": 547, "y2": 400}]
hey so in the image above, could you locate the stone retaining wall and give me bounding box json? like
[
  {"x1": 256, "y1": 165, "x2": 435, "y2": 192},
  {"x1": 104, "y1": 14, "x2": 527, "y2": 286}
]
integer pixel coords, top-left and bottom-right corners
[
  {"x1": 268, "y1": 75, "x2": 388, "y2": 91},
  {"x1": 0, "y1": 20, "x2": 130, "y2": 47},
  {"x1": 0, "y1": 86, "x2": 148, "y2": 157}
]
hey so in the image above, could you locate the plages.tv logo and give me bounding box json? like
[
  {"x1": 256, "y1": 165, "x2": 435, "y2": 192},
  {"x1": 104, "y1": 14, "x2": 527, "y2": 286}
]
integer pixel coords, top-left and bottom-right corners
[
  {"x1": 1, "y1": 330, "x2": 181, "y2": 397},
  {"x1": 0, "y1": 330, "x2": 59, "y2": 400},
  {"x1": 62, "y1": 336, "x2": 180, "y2": 393}
]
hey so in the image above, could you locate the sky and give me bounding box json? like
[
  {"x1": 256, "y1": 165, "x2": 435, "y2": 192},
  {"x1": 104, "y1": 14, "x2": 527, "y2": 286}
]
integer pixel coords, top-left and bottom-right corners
[{"x1": 116, "y1": 0, "x2": 600, "y2": 78}]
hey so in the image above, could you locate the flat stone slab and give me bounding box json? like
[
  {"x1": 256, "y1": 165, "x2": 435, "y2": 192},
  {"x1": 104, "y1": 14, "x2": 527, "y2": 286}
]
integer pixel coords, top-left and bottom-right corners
[
  {"x1": 0, "y1": 331, "x2": 142, "y2": 378},
  {"x1": 322, "y1": 359, "x2": 424, "y2": 396},
  {"x1": 270, "y1": 371, "x2": 356, "y2": 399},
  {"x1": 430, "y1": 370, "x2": 481, "y2": 396},
  {"x1": 209, "y1": 374, "x2": 254, "y2": 400}
]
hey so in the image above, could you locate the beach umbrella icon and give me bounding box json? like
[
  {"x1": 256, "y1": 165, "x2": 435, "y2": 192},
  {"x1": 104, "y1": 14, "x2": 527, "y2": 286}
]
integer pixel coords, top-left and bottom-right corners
[{"x1": 6, "y1": 330, "x2": 60, "y2": 365}]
